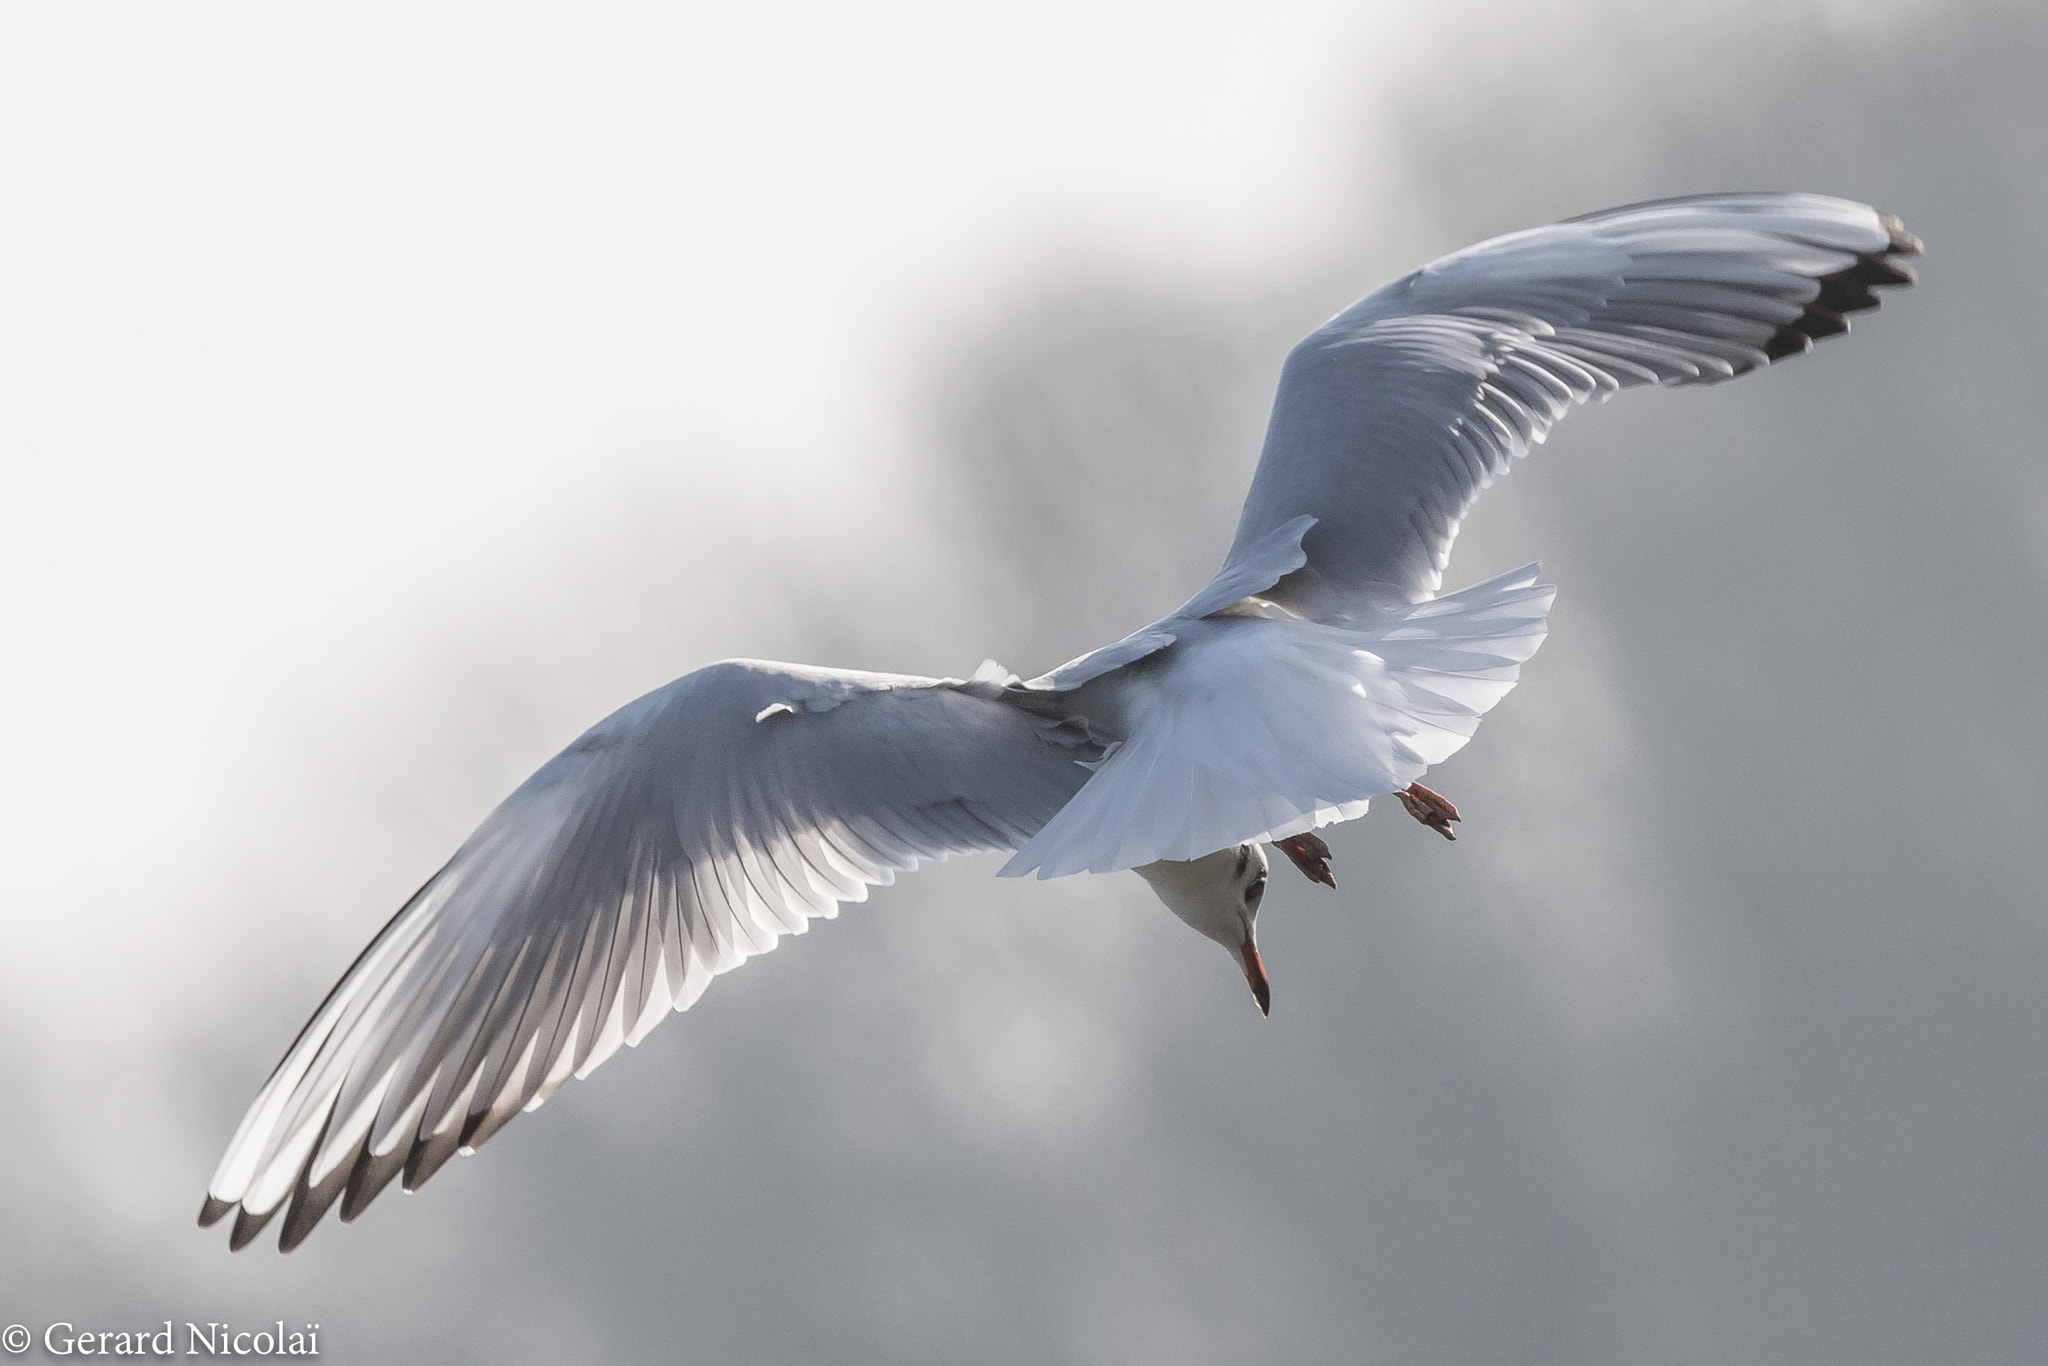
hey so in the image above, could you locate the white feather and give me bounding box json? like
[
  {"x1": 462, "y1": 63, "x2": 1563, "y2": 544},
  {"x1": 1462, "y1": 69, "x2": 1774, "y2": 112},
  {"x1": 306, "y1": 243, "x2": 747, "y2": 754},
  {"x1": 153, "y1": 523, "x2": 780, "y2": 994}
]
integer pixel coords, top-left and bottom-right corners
[{"x1": 1002, "y1": 566, "x2": 1555, "y2": 877}]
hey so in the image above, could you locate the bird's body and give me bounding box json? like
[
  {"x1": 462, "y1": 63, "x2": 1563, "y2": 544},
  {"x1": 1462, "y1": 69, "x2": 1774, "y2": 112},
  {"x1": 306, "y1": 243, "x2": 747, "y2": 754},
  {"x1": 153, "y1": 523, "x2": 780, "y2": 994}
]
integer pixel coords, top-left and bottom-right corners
[{"x1": 203, "y1": 193, "x2": 1920, "y2": 1251}]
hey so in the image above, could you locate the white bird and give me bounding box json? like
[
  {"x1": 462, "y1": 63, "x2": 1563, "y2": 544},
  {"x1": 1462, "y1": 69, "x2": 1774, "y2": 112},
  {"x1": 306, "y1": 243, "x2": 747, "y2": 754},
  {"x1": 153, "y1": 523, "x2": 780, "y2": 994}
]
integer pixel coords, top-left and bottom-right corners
[{"x1": 201, "y1": 193, "x2": 1919, "y2": 1252}]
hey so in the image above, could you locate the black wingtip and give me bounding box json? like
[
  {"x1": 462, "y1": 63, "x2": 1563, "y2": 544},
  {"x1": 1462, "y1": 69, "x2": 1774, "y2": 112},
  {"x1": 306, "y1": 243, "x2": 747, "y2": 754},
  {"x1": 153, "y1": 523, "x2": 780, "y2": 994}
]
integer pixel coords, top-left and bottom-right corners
[
  {"x1": 401, "y1": 1125, "x2": 464, "y2": 1196},
  {"x1": 278, "y1": 1158, "x2": 353, "y2": 1254},
  {"x1": 1764, "y1": 212, "x2": 1920, "y2": 363},
  {"x1": 1763, "y1": 328, "x2": 1812, "y2": 362},
  {"x1": 197, "y1": 1194, "x2": 235, "y2": 1229},
  {"x1": 228, "y1": 1203, "x2": 278, "y2": 1253},
  {"x1": 1793, "y1": 305, "x2": 1851, "y2": 342},
  {"x1": 340, "y1": 1140, "x2": 409, "y2": 1223}
]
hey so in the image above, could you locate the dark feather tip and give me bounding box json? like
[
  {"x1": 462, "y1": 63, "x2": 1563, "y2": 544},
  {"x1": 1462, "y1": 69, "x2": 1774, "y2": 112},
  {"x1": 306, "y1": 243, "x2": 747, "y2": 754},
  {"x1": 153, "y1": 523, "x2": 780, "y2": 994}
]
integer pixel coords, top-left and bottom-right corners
[
  {"x1": 228, "y1": 1203, "x2": 278, "y2": 1253},
  {"x1": 197, "y1": 1194, "x2": 235, "y2": 1229},
  {"x1": 1763, "y1": 329, "x2": 1813, "y2": 362},
  {"x1": 1793, "y1": 305, "x2": 1851, "y2": 341},
  {"x1": 341, "y1": 1142, "x2": 408, "y2": 1223},
  {"x1": 278, "y1": 1161, "x2": 352, "y2": 1253},
  {"x1": 1764, "y1": 214, "x2": 1920, "y2": 363}
]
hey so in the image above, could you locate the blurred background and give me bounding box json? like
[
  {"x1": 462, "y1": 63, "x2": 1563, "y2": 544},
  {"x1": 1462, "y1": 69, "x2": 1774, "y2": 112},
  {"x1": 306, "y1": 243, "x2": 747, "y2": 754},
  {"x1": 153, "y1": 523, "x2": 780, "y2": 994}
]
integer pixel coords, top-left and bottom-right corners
[{"x1": 3, "y1": 1, "x2": 2044, "y2": 1361}]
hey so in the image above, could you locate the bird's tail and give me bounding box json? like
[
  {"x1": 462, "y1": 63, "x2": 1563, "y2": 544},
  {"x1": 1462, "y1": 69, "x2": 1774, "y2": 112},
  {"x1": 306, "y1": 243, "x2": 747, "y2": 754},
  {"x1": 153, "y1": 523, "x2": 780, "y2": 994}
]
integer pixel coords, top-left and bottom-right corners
[{"x1": 1001, "y1": 565, "x2": 1555, "y2": 877}]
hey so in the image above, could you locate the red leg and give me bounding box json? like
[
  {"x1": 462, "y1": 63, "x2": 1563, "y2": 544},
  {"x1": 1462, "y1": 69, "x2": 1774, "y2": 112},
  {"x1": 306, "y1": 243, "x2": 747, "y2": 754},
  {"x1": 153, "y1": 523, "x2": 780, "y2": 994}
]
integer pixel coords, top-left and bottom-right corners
[
  {"x1": 1273, "y1": 832, "x2": 1337, "y2": 888},
  {"x1": 1397, "y1": 782, "x2": 1460, "y2": 840}
]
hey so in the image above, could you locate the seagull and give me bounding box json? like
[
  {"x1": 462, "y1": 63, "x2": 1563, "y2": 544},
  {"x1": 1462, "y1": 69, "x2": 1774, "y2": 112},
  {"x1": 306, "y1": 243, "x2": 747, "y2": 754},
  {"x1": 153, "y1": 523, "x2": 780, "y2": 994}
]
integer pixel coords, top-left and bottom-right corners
[{"x1": 201, "y1": 192, "x2": 1919, "y2": 1252}]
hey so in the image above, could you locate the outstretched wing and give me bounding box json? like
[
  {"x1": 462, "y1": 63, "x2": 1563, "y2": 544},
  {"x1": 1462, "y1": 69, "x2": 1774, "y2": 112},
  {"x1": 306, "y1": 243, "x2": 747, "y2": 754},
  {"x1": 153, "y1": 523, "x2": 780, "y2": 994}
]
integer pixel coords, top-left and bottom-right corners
[
  {"x1": 1225, "y1": 193, "x2": 1920, "y2": 610},
  {"x1": 201, "y1": 659, "x2": 1096, "y2": 1252}
]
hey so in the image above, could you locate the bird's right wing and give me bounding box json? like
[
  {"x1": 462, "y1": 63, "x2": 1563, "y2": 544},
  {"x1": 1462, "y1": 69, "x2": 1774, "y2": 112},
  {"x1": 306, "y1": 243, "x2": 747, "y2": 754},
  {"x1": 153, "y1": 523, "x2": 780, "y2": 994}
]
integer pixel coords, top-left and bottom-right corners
[
  {"x1": 201, "y1": 658, "x2": 1097, "y2": 1252},
  {"x1": 1222, "y1": 193, "x2": 1920, "y2": 610}
]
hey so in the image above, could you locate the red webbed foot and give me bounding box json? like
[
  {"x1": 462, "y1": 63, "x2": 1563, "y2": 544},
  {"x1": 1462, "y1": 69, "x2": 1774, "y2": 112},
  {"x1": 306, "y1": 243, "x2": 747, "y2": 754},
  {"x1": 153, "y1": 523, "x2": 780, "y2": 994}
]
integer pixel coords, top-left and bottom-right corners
[
  {"x1": 1273, "y1": 832, "x2": 1337, "y2": 888},
  {"x1": 1397, "y1": 782, "x2": 1460, "y2": 840}
]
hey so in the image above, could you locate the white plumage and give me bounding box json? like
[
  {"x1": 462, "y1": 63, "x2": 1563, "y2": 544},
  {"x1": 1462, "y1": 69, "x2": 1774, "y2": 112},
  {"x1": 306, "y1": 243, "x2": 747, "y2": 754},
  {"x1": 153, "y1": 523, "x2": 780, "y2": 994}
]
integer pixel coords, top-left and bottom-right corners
[
  {"x1": 202, "y1": 193, "x2": 1919, "y2": 1251},
  {"x1": 1002, "y1": 564, "x2": 1555, "y2": 877}
]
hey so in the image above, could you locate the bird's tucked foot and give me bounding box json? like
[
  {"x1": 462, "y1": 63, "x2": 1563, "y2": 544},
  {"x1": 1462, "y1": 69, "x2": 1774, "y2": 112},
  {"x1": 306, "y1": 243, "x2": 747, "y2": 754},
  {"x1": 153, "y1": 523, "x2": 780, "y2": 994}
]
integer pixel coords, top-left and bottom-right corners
[
  {"x1": 1273, "y1": 832, "x2": 1337, "y2": 888},
  {"x1": 1397, "y1": 782, "x2": 1460, "y2": 840}
]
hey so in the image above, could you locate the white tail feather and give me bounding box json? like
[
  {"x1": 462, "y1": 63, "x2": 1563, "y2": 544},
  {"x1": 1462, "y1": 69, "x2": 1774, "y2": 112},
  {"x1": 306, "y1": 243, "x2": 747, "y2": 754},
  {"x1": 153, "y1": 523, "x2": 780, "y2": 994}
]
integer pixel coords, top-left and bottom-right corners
[{"x1": 1001, "y1": 565, "x2": 1554, "y2": 877}]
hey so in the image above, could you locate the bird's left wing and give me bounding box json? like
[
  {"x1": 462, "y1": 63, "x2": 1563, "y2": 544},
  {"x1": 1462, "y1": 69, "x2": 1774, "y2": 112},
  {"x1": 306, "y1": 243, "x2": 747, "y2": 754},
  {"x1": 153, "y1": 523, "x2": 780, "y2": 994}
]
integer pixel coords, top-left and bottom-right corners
[
  {"x1": 1222, "y1": 193, "x2": 1920, "y2": 610},
  {"x1": 200, "y1": 658, "x2": 1097, "y2": 1252}
]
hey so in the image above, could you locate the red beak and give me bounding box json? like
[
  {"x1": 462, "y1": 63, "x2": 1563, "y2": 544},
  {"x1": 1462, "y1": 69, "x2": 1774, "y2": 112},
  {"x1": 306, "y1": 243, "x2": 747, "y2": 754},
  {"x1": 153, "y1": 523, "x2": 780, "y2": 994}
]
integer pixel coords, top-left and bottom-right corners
[{"x1": 1239, "y1": 936, "x2": 1271, "y2": 1016}]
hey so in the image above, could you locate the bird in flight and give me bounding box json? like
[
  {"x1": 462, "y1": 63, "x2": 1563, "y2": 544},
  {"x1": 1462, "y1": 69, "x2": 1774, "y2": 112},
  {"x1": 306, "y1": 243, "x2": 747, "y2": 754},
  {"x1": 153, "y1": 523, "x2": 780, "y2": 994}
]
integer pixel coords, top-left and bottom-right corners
[{"x1": 202, "y1": 193, "x2": 1918, "y2": 1252}]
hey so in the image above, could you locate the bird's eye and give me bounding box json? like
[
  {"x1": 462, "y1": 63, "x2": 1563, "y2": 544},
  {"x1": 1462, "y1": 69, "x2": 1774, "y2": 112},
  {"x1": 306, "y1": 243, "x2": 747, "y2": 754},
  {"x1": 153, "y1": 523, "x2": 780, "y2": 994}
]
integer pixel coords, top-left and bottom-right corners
[{"x1": 1245, "y1": 870, "x2": 1267, "y2": 909}]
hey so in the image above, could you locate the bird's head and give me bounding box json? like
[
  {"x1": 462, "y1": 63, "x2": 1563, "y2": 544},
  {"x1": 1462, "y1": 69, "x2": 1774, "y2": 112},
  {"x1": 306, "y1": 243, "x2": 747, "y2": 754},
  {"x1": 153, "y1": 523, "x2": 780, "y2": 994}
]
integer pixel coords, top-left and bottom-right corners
[{"x1": 1134, "y1": 842, "x2": 1271, "y2": 1015}]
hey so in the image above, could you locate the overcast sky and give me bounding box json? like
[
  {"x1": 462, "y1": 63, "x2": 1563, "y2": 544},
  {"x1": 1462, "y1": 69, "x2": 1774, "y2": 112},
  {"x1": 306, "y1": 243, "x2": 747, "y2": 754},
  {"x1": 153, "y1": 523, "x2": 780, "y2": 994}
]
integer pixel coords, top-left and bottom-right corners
[{"x1": 3, "y1": 2, "x2": 2042, "y2": 1363}]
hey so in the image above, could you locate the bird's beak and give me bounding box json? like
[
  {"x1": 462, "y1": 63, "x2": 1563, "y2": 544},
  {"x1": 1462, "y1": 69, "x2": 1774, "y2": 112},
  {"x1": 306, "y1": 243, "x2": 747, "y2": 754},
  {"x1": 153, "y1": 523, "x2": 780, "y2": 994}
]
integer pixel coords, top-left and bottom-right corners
[{"x1": 1239, "y1": 935, "x2": 1271, "y2": 1016}]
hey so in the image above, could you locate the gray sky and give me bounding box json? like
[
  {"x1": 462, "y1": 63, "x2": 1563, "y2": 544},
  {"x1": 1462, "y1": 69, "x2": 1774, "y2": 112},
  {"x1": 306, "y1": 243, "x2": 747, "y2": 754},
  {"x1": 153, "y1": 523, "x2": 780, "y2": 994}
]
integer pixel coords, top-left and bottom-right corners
[{"x1": 3, "y1": 2, "x2": 2042, "y2": 1363}]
